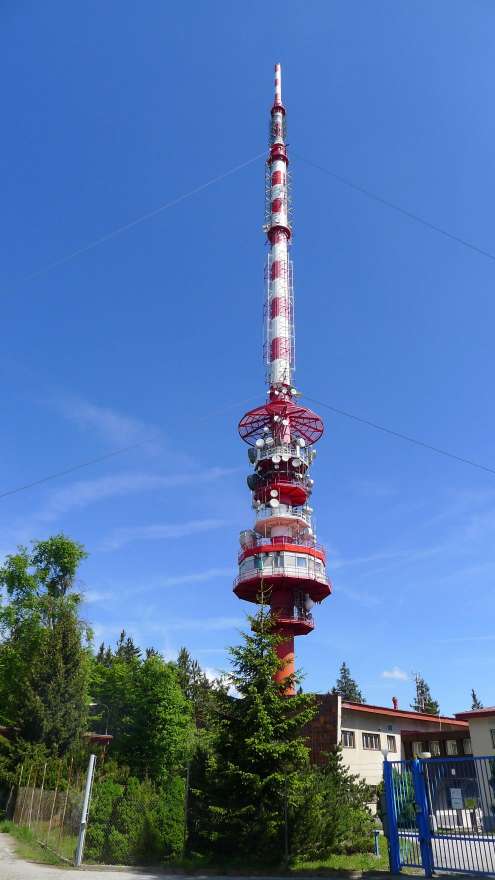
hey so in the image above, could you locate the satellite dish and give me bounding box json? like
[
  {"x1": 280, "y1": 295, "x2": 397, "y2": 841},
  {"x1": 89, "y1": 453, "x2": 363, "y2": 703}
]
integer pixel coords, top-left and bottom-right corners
[
  {"x1": 274, "y1": 464, "x2": 280, "y2": 470},
  {"x1": 255, "y1": 438, "x2": 265, "y2": 448},
  {"x1": 306, "y1": 506, "x2": 313, "y2": 514},
  {"x1": 272, "y1": 454, "x2": 281, "y2": 463},
  {"x1": 308, "y1": 478, "x2": 314, "y2": 486},
  {"x1": 282, "y1": 418, "x2": 289, "y2": 426},
  {"x1": 247, "y1": 474, "x2": 261, "y2": 491},
  {"x1": 263, "y1": 426, "x2": 270, "y2": 433},
  {"x1": 298, "y1": 438, "x2": 306, "y2": 447},
  {"x1": 281, "y1": 453, "x2": 290, "y2": 462},
  {"x1": 269, "y1": 498, "x2": 280, "y2": 508},
  {"x1": 265, "y1": 437, "x2": 274, "y2": 447},
  {"x1": 248, "y1": 448, "x2": 257, "y2": 464},
  {"x1": 270, "y1": 489, "x2": 278, "y2": 497},
  {"x1": 291, "y1": 458, "x2": 301, "y2": 468}
]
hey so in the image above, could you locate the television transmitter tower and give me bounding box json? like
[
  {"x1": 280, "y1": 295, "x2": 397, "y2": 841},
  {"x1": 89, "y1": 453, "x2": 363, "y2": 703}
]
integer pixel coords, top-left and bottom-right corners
[{"x1": 234, "y1": 64, "x2": 331, "y2": 694}]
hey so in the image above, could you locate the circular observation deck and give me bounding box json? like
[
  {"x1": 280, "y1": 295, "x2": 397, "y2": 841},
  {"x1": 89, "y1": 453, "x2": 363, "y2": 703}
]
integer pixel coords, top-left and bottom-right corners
[
  {"x1": 253, "y1": 503, "x2": 312, "y2": 535},
  {"x1": 233, "y1": 563, "x2": 331, "y2": 604}
]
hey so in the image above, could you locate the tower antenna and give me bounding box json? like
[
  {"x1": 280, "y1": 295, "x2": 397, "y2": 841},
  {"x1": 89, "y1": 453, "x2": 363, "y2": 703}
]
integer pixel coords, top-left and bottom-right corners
[{"x1": 234, "y1": 65, "x2": 331, "y2": 694}]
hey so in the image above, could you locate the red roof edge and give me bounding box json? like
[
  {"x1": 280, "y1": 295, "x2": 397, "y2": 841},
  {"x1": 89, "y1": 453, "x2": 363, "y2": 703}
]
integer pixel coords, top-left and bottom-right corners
[
  {"x1": 342, "y1": 701, "x2": 468, "y2": 727},
  {"x1": 455, "y1": 707, "x2": 495, "y2": 720}
]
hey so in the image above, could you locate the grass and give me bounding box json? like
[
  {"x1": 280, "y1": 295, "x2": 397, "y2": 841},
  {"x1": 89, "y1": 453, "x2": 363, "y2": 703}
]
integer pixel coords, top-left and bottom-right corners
[
  {"x1": 0, "y1": 819, "x2": 70, "y2": 866},
  {"x1": 291, "y1": 835, "x2": 390, "y2": 874}
]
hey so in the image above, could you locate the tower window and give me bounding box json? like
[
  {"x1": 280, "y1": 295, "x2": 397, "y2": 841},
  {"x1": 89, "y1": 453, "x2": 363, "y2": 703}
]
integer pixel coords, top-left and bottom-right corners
[{"x1": 296, "y1": 556, "x2": 307, "y2": 568}]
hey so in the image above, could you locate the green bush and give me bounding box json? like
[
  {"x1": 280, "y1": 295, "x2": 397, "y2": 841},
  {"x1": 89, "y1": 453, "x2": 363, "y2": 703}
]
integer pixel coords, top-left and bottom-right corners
[{"x1": 85, "y1": 775, "x2": 185, "y2": 865}]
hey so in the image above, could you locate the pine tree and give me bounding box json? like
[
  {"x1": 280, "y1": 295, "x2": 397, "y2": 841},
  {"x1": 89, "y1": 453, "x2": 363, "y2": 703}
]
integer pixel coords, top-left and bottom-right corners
[
  {"x1": 291, "y1": 746, "x2": 374, "y2": 859},
  {"x1": 471, "y1": 689, "x2": 483, "y2": 710},
  {"x1": 21, "y1": 605, "x2": 89, "y2": 755},
  {"x1": 115, "y1": 630, "x2": 141, "y2": 663},
  {"x1": 175, "y1": 646, "x2": 217, "y2": 726},
  {"x1": 411, "y1": 674, "x2": 439, "y2": 715},
  {"x1": 0, "y1": 535, "x2": 90, "y2": 754},
  {"x1": 331, "y1": 661, "x2": 366, "y2": 703},
  {"x1": 192, "y1": 606, "x2": 317, "y2": 864}
]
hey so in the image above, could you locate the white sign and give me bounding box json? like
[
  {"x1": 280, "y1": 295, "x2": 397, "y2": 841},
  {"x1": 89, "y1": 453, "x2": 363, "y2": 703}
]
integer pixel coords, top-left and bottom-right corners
[{"x1": 450, "y1": 788, "x2": 464, "y2": 810}]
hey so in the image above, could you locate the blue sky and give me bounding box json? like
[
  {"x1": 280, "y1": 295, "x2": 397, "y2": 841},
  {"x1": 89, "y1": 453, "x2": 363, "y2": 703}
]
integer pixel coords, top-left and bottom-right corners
[{"x1": 1, "y1": 1, "x2": 494, "y2": 714}]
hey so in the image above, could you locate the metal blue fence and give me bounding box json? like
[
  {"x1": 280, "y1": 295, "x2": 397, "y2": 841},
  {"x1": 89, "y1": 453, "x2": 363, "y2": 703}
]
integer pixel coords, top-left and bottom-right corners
[{"x1": 384, "y1": 756, "x2": 495, "y2": 876}]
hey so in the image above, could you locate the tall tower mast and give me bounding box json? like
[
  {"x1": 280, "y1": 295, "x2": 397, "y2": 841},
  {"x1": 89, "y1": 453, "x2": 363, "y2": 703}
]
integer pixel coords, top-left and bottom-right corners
[{"x1": 234, "y1": 65, "x2": 331, "y2": 694}]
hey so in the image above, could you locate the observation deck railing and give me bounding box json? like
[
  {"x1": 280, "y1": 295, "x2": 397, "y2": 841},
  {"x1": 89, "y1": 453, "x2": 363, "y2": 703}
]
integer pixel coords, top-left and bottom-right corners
[
  {"x1": 256, "y1": 443, "x2": 309, "y2": 466},
  {"x1": 254, "y1": 503, "x2": 312, "y2": 524},
  {"x1": 234, "y1": 564, "x2": 329, "y2": 588}
]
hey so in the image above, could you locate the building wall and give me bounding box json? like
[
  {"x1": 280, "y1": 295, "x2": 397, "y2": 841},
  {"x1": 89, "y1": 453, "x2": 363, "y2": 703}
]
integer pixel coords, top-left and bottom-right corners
[
  {"x1": 468, "y1": 717, "x2": 495, "y2": 756},
  {"x1": 340, "y1": 708, "x2": 402, "y2": 786},
  {"x1": 340, "y1": 709, "x2": 469, "y2": 786}
]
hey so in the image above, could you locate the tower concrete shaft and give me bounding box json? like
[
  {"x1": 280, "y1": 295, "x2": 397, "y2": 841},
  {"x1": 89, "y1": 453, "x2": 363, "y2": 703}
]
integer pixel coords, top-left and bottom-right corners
[{"x1": 234, "y1": 65, "x2": 331, "y2": 694}]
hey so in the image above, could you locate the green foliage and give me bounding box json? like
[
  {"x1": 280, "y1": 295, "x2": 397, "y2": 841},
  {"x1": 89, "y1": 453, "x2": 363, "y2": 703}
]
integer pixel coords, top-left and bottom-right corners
[
  {"x1": 91, "y1": 640, "x2": 194, "y2": 784},
  {"x1": 471, "y1": 688, "x2": 483, "y2": 710},
  {"x1": 190, "y1": 606, "x2": 317, "y2": 865},
  {"x1": 0, "y1": 535, "x2": 90, "y2": 756},
  {"x1": 291, "y1": 747, "x2": 374, "y2": 859},
  {"x1": 331, "y1": 661, "x2": 366, "y2": 703},
  {"x1": 411, "y1": 674, "x2": 439, "y2": 715},
  {"x1": 85, "y1": 775, "x2": 185, "y2": 864},
  {"x1": 175, "y1": 647, "x2": 222, "y2": 728},
  {"x1": 392, "y1": 767, "x2": 416, "y2": 826}
]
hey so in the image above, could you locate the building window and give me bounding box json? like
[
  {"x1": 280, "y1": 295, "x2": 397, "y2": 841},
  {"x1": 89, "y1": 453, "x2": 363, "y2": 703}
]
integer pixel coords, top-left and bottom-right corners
[
  {"x1": 412, "y1": 741, "x2": 424, "y2": 757},
  {"x1": 362, "y1": 732, "x2": 381, "y2": 750},
  {"x1": 463, "y1": 738, "x2": 472, "y2": 755},
  {"x1": 446, "y1": 740, "x2": 458, "y2": 756},
  {"x1": 342, "y1": 730, "x2": 355, "y2": 748},
  {"x1": 430, "y1": 741, "x2": 441, "y2": 756},
  {"x1": 296, "y1": 556, "x2": 307, "y2": 568},
  {"x1": 491, "y1": 730, "x2": 495, "y2": 749},
  {"x1": 387, "y1": 735, "x2": 397, "y2": 753}
]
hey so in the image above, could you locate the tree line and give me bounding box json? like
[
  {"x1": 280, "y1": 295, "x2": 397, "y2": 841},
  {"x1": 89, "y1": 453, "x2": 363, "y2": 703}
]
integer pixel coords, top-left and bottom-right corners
[{"x1": 0, "y1": 534, "x2": 481, "y2": 865}]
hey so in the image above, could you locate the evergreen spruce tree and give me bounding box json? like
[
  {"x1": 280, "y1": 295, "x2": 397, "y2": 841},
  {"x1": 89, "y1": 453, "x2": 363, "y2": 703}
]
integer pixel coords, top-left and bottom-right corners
[
  {"x1": 291, "y1": 746, "x2": 374, "y2": 859},
  {"x1": 331, "y1": 661, "x2": 366, "y2": 703},
  {"x1": 21, "y1": 604, "x2": 90, "y2": 755},
  {"x1": 0, "y1": 534, "x2": 90, "y2": 755},
  {"x1": 175, "y1": 646, "x2": 218, "y2": 726},
  {"x1": 411, "y1": 674, "x2": 439, "y2": 715},
  {"x1": 193, "y1": 606, "x2": 316, "y2": 865},
  {"x1": 471, "y1": 689, "x2": 483, "y2": 710}
]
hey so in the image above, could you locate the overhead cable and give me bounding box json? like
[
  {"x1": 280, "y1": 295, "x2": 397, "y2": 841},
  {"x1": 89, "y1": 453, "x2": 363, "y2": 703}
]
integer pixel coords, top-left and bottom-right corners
[
  {"x1": 304, "y1": 395, "x2": 495, "y2": 477},
  {"x1": 20, "y1": 153, "x2": 265, "y2": 284},
  {"x1": 294, "y1": 152, "x2": 495, "y2": 265}
]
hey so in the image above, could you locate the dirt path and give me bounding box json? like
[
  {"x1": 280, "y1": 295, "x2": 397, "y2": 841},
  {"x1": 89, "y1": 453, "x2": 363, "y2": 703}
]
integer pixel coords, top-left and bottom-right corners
[{"x1": 0, "y1": 833, "x2": 182, "y2": 879}]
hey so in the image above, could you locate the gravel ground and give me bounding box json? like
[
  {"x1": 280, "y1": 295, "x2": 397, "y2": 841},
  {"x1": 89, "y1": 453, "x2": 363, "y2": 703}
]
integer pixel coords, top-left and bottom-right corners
[{"x1": 0, "y1": 834, "x2": 188, "y2": 879}]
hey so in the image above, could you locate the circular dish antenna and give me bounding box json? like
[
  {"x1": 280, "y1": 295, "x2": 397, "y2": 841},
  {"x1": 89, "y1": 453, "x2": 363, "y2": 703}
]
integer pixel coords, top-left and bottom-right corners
[
  {"x1": 255, "y1": 438, "x2": 265, "y2": 448},
  {"x1": 248, "y1": 448, "x2": 257, "y2": 464},
  {"x1": 291, "y1": 458, "x2": 301, "y2": 468},
  {"x1": 265, "y1": 437, "x2": 274, "y2": 446},
  {"x1": 269, "y1": 498, "x2": 280, "y2": 508},
  {"x1": 239, "y1": 401, "x2": 324, "y2": 446},
  {"x1": 281, "y1": 453, "x2": 290, "y2": 462},
  {"x1": 272, "y1": 454, "x2": 281, "y2": 464},
  {"x1": 270, "y1": 489, "x2": 278, "y2": 497}
]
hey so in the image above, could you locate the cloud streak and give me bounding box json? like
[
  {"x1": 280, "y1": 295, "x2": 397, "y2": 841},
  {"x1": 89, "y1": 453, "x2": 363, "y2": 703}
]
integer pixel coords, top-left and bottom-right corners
[
  {"x1": 382, "y1": 666, "x2": 409, "y2": 681},
  {"x1": 101, "y1": 518, "x2": 226, "y2": 551}
]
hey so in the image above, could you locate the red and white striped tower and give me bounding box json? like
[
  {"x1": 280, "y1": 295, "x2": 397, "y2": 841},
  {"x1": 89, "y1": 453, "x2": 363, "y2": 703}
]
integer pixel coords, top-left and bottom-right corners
[{"x1": 234, "y1": 65, "x2": 331, "y2": 695}]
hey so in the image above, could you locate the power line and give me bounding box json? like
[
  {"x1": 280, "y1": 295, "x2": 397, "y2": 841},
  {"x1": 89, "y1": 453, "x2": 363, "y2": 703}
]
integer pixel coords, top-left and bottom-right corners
[
  {"x1": 19, "y1": 153, "x2": 265, "y2": 284},
  {"x1": 304, "y1": 394, "x2": 495, "y2": 477},
  {"x1": 293, "y1": 152, "x2": 495, "y2": 265},
  {"x1": 0, "y1": 397, "x2": 259, "y2": 501}
]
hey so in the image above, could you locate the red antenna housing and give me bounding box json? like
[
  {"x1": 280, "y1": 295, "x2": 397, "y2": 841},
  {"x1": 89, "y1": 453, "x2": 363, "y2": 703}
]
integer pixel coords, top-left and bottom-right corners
[{"x1": 234, "y1": 65, "x2": 331, "y2": 694}]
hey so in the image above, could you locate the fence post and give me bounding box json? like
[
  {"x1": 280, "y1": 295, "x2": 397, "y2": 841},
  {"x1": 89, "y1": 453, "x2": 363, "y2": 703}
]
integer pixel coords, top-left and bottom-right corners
[
  {"x1": 383, "y1": 759, "x2": 401, "y2": 874},
  {"x1": 74, "y1": 754, "x2": 96, "y2": 868},
  {"x1": 411, "y1": 759, "x2": 433, "y2": 878}
]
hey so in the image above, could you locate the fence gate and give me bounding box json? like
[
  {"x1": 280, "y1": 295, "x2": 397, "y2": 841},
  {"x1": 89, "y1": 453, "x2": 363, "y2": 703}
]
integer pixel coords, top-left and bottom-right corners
[{"x1": 384, "y1": 757, "x2": 495, "y2": 876}]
